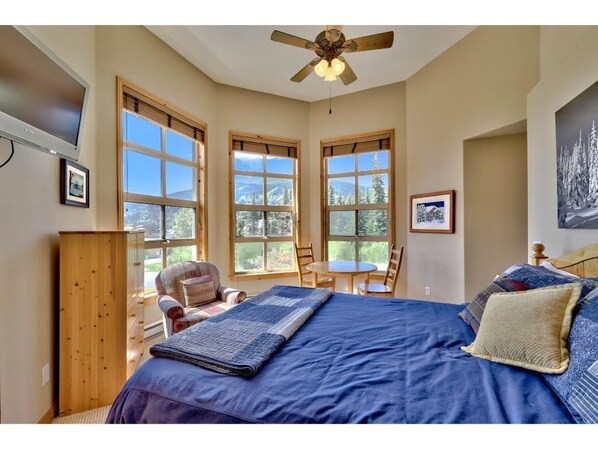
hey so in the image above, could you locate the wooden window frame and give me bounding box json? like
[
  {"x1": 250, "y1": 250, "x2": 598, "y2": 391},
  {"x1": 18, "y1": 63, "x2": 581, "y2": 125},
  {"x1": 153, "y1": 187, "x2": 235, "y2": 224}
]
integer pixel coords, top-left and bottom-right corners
[
  {"x1": 229, "y1": 131, "x2": 301, "y2": 280},
  {"x1": 320, "y1": 129, "x2": 395, "y2": 272},
  {"x1": 116, "y1": 77, "x2": 208, "y2": 294}
]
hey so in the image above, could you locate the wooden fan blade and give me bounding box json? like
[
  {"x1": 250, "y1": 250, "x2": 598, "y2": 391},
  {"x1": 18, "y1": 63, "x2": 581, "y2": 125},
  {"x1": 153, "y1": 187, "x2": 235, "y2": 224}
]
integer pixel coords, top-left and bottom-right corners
[
  {"x1": 338, "y1": 57, "x2": 357, "y2": 85},
  {"x1": 325, "y1": 25, "x2": 344, "y2": 43},
  {"x1": 271, "y1": 30, "x2": 317, "y2": 50},
  {"x1": 290, "y1": 58, "x2": 322, "y2": 83},
  {"x1": 342, "y1": 31, "x2": 394, "y2": 53}
]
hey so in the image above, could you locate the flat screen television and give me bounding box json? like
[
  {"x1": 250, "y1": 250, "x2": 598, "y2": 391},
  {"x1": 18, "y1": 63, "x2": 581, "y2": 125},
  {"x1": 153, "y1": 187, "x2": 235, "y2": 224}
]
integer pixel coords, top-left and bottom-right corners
[{"x1": 0, "y1": 26, "x2": 90, "y2": 161}]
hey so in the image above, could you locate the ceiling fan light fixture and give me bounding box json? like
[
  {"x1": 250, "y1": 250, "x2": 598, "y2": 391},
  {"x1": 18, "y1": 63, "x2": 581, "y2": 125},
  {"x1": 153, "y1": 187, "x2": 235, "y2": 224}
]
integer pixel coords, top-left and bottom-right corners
[
  {"x1": 324, "y1": 66, "x2": 337, "y2": 82},
  {"x1": 314, "y1": 59, "x2": 328, "y2": 77},
  {"x1": 331, "y1": 58, "x2": 345, "y2": 76}
]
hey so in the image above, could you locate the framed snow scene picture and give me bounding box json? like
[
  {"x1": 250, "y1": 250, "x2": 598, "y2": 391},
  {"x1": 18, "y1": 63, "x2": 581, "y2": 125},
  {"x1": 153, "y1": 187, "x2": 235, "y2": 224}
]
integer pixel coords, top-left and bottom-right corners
[
  {"x1": 556, "y1": 80, "x2": 598, "y2": 228},
  {"x1": 410, "y1": 190, "x2": 454, "y2": 233}
]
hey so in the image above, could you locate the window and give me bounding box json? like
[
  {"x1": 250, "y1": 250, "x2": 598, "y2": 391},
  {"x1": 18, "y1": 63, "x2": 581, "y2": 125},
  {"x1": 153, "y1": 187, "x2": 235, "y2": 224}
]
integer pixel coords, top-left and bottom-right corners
[
  {"x1": 322, "y1": 130, "x2": 395, "y2": 271},
  {"x1": 117, "y1": 79, "x2": 207, "y2": 291},
  {"x1": 230, "y1": 132, "x2": 300, "y2": 277}
]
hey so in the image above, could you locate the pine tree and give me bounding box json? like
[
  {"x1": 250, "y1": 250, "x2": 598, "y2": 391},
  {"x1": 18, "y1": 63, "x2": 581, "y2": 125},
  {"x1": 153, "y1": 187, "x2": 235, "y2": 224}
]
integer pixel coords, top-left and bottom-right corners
[
  {"x1": 236, "y1": 213, "x2": 246, "y2": 237},
  {"x1": 417, "y1": 204, "x2": 427, "y2": 224},
  {"x1": 282, "y1": 187, "x2": 292, "y2": 206},
  {"x1": 588, "y1": 121, "x2": 598, "y2": 206},
  {"x1": 370, "y1": 153, "x2": 387, "y2": 233},
  {"x1": 571, "y1": 131, "x2": 589, "y2": 208},
  {"x1": 172, "y1": 208, "x2": 194, "y2": 239},
  {"x1": 328, "y1": 183, "x2": 336, "y2": 205}
]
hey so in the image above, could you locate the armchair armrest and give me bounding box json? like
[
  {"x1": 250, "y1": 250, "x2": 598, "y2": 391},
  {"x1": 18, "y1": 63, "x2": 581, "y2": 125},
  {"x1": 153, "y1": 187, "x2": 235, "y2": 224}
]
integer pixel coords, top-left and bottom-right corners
[
  {"x1": 217, "y1": 286, "x2": 247, "y2": 305},
  {"x1": 157, "y1": 294, "x2": 184, "y2": 320}
]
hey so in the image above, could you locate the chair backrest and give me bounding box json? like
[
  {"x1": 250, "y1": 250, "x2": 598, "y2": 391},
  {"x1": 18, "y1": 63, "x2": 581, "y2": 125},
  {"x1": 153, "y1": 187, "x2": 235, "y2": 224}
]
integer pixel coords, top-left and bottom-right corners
[
  {"x1": 294, "y1": 242, "x2": 315, "y2": 285},
  {"x1": 383, "y1": 244, "x2": 404, "y2": 295},
  {"x1": 155, "y1": 261, "x2": 222, "y2": 306}
]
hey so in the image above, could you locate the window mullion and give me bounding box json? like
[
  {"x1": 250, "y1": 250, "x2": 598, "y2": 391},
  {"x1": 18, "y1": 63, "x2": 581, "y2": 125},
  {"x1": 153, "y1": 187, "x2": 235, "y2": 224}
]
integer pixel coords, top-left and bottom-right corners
[{"x1": 161, "y1": 206, "x2": 166, "y2": 241}]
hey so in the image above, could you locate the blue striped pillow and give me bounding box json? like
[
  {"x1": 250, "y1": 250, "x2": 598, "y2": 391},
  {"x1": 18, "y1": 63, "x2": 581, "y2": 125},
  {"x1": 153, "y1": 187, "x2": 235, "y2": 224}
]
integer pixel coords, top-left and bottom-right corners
[
  {"x1": 504, "y1": 264, "x2": 598, "y2": 301},
  {"x1": 569, "y1": 361, "x2": 598, "y2": 424},
  {"x1": 542, "y1": 286, "x2": 598, "y2": 423},
  {"x1": 459, "y1": 276, "x2": 529, "y2": 334}
]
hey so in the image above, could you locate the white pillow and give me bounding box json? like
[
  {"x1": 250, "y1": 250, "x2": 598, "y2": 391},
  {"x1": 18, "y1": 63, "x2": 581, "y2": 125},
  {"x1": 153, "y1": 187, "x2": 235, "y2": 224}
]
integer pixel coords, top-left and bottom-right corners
[{"x1": 540, "y1": 261, "x2": 580, "y2": 278}]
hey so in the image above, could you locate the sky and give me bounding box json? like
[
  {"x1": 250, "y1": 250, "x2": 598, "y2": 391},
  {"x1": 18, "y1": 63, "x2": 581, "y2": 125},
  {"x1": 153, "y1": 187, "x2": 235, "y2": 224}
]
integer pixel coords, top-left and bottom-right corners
[{"x1": 123, "y1": 111, "x2": 196, "y2": 198}]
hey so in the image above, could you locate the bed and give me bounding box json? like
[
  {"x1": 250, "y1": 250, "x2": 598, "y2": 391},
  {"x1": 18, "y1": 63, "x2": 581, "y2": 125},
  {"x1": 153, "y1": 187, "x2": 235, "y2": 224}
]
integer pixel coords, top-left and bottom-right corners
[{"x1": 106, "y1": 244, "x2": 598, "y2": 424}]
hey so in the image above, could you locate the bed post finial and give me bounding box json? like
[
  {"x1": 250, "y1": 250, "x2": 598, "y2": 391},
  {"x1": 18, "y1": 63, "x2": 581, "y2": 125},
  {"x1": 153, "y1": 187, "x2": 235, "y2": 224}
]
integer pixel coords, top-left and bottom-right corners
[{"x1": 530, "y1": 241, "x2": 548, "y2": 266}]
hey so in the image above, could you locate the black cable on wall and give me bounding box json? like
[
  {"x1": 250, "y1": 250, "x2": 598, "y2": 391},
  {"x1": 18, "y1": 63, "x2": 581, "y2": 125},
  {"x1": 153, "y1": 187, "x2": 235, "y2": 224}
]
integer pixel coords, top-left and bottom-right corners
[{"x1": 0, "y1": 136, "x2": 15, "y2": 169}]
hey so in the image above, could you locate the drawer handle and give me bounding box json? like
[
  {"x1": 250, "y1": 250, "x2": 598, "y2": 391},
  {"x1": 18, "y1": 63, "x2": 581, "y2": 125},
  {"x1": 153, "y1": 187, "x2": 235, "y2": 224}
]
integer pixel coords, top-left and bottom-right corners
[
  {"x1": 139, "y1": 320, "x2": 144, "y2": 324},
  {"x1": 137, "y1": 299, "x2": 144, "y2": 305},
  {"x1": 128, "y1": 313, "x2": 136, "y2": 318},
  {"x1": 133, "y1": 262, "x2": 142, "y2": 267},
  {"x1": 130, "y1": 336, "x2": 136, "y2": 340}
]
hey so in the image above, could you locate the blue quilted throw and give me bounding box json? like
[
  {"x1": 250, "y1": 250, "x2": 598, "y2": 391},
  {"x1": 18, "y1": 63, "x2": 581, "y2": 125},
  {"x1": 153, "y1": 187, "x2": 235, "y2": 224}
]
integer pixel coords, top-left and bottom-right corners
[{"x1": 150, "y1": 285, "x2": 332, "y2": 377}]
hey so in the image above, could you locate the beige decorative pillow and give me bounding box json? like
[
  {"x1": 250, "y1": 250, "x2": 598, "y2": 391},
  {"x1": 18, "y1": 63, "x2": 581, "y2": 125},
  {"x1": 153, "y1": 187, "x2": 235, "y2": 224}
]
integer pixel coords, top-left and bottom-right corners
[
  {"x1": 461, "y1": 283, "x2": 582, "y2": 374},
  {"x1": 180, "y1": 275, "x2": 216, "y2": 307}
]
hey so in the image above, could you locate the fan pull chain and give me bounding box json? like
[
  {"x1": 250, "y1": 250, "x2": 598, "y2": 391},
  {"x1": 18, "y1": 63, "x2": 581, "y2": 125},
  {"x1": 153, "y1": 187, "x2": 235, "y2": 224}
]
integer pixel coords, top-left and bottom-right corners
[{"x1": 329, "y1": 83, "x2": 332, "y2": 115}]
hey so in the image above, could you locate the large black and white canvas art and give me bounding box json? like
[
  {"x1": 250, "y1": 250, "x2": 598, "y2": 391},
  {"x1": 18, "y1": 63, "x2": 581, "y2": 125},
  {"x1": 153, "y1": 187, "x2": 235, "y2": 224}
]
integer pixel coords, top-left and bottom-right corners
[{"x1": 556, "y1": 81, "x2": 598, "y2": 229}]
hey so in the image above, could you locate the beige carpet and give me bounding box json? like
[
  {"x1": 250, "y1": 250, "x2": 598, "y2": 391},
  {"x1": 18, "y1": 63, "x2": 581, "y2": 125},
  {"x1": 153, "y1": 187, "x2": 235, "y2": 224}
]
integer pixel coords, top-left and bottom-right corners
[
  {"x1": 51, "y1": 332, "x2": 165, "y2": 424},
  {"x1": 51, "y1": 405, "x2": 111, "y2": 424}
]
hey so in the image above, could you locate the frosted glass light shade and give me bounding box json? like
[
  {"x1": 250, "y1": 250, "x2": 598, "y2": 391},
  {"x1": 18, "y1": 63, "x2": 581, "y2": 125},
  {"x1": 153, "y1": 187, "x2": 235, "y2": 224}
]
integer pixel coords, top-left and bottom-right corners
[
  {"x1": 314, "y1": 59, "x2": 328, "y2": 77},
  {"x1": 331, "y1": 58, "x2": 345, "y2": 75},
  {"x1": 324, "y1": 67, "x2": 337, "y2": 81}
]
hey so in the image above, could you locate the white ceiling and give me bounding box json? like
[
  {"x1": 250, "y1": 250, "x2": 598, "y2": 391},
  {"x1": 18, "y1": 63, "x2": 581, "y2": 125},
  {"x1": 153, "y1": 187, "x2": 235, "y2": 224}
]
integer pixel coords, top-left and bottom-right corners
[{"x1": 146, "y1": 25, "x2": 477, "y2": 102}]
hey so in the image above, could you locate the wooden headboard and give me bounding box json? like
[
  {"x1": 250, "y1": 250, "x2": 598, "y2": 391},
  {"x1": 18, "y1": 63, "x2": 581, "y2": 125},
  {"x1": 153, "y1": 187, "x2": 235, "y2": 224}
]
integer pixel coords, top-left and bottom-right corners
[{"x1": 530, "y1": 242, "x2": 598, "y2": 277}]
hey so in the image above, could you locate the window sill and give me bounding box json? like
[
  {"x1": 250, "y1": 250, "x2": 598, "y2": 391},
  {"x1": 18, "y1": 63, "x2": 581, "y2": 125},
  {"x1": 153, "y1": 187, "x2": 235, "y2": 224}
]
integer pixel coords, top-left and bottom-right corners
[
  {"x1": 229, "y1": 271, "x2": 298, "y2": 281},
  {"x1": 144, "y1": 290, "x2": 158, "y2": 305}
]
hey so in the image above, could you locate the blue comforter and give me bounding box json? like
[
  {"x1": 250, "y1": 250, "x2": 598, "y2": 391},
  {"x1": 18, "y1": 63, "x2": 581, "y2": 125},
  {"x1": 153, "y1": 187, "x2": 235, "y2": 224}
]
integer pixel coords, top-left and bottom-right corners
[{"x1": 106, "y1": 293, "x2": 575, "y2": 423}]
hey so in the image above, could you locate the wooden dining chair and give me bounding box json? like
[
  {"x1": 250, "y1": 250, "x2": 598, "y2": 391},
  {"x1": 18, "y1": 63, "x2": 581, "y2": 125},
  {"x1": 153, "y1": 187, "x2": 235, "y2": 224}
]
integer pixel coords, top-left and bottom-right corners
[
  {"x1": 294, "y1": 242, "x2": 335, "y2": 290},
  {"x1": 357, "y1": 244, "x2": 404, "y2": 297}
]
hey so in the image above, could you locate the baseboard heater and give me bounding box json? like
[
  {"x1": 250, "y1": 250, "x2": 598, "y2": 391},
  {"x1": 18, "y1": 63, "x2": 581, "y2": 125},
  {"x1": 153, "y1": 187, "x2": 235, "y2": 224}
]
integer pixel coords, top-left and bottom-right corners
[{"x1": 144, "y1": 321, "x2": 163, "y2": 340}]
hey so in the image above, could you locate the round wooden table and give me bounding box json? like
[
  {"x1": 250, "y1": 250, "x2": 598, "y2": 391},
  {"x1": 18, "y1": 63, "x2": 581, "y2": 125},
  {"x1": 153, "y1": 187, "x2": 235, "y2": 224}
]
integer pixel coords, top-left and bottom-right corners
[{"x1": 305, "y1": 260, "x2": 378, "y2": 294}]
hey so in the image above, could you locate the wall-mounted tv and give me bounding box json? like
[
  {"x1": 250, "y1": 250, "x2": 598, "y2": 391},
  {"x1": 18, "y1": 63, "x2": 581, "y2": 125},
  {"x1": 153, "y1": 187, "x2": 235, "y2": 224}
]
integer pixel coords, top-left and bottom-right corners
[{"x1": 0, "y1": 26, "x2": 90, "y2": 161}]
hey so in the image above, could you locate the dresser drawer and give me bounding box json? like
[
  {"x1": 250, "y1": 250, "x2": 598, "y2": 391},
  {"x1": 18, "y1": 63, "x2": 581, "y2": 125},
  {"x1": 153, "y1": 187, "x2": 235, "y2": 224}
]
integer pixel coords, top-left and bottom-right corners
[
  {"x1": 127, "y1": 299, "x2": 144, "y2": 333},
  {"x1": 127, "y1": 319, "x2": 144, "y2": 353}
]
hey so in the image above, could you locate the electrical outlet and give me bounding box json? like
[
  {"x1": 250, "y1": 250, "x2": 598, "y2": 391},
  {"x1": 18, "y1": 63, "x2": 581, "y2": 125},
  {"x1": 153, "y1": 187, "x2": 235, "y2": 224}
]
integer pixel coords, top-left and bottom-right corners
[
  {"x1": 425, "y1": 286, "x2": 431, "y2": 296},
  {"x1": 42, "y1": 363, "x2": 50, "y2": 386}
]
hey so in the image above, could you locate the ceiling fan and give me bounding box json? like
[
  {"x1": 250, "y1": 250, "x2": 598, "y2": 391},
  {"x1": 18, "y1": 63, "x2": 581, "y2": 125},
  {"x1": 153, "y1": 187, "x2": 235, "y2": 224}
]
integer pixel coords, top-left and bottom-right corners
[{"x1": 270, "y1": 26, "x2": 394, "y2": 85}]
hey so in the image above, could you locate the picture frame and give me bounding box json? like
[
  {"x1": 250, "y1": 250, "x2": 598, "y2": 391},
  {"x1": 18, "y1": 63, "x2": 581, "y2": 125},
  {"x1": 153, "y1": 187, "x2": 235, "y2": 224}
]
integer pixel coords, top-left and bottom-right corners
[
  {"x1": 410, "y1": 190, "x2": 454, "y2": 233},
  {"x1": 555, "y1": 80, "x2": 598, "y2": 229},
  {"x1": 60, "y1": 158, "x2": 90, "y2": 208}
]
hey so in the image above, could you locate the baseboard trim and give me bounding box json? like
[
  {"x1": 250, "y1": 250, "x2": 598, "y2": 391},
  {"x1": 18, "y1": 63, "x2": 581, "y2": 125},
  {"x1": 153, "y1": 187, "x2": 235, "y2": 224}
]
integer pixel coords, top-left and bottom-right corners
[{"x1": 39, "y1": 402, "x2": 57, "y2": 424}]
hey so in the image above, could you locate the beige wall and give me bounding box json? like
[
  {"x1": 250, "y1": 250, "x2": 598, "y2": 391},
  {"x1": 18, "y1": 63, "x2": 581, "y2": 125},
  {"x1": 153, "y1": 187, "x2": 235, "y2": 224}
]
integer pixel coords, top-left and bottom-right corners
[
  {"x1": 308, "y1": 83, "x2": 407, "y2": 296},
  {"x1": 463, "y1": 133, "x2": 528, "y2": 299},
  {"x1": 528, "y1": 27, "x2": 598, "y2": 257},
  {"x1": 0, "y1": 26, "x2": 97, "y2": 423},
  {"x1": 406, "y1": 26, "x2": 539, "y2": 302}
]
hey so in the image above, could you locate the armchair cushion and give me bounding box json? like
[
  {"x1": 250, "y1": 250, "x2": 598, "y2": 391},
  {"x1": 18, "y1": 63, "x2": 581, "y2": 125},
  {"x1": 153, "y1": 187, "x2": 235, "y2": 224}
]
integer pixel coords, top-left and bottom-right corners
[
  {"x1": 181, "y1": 275, "x2": 216, "y2": 307},
  {"x1": 173, "y1": 302, "x2": 235, "y2": 334}
]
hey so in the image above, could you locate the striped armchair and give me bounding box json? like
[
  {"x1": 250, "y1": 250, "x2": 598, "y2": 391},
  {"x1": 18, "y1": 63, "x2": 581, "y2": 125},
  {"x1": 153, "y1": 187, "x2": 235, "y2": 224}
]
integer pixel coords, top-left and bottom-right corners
[{"x1": 155, "y1": 261, "x2": 246, "y2": 337}]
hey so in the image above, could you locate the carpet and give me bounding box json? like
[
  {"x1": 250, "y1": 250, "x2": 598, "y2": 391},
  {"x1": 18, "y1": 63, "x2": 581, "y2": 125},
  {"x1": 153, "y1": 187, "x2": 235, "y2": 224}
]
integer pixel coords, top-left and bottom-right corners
[{"x1": 51, "y1": 406, "x2": 110, "y2": 424}]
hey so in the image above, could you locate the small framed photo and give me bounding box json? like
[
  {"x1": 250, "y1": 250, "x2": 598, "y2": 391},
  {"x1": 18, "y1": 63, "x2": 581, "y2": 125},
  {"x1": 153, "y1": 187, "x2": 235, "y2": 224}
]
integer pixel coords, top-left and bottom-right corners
[
  {"x1": 410, "y1": 190, "x2": 454, "y2": 234},
  {"x1": 60, "y1": 159, "x2": 89, "y2": 208}
]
